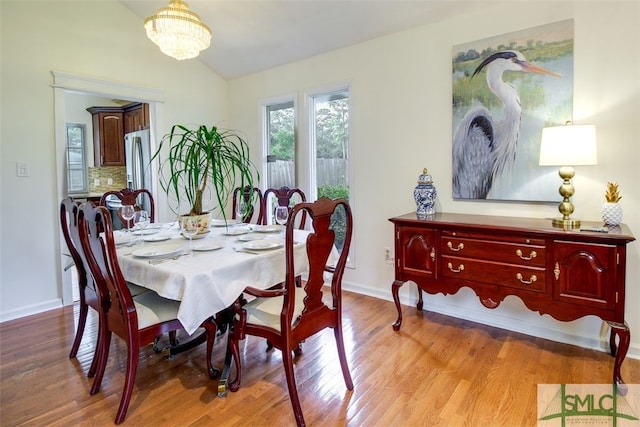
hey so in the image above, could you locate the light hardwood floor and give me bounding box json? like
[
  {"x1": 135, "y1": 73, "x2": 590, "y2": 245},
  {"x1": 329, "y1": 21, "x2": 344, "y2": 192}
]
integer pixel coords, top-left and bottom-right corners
[{"x1": 1, "y1": 291, "x2": 638, "y2": 426}]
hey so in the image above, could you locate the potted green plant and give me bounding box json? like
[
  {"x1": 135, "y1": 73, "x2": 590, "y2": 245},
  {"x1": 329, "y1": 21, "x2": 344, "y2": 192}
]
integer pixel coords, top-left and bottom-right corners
[{"x1": 152, "y1": 124, "x2": 259, "y2": 232}]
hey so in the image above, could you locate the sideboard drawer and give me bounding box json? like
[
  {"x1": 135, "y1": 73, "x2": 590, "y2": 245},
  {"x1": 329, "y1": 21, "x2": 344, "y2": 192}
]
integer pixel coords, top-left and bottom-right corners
[
  {"x1": 440, "y1": 234, "x2": 546, "y2": 268},
  {"x1": 441, "y1": 255, "x2": 546, "y2": 292}
]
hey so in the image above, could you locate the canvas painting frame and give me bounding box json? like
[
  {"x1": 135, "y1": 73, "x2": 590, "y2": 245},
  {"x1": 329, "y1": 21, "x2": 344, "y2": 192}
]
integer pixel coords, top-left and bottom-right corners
[{"x1": 452, "y1": 19, "x2": 574, "y2": 202}]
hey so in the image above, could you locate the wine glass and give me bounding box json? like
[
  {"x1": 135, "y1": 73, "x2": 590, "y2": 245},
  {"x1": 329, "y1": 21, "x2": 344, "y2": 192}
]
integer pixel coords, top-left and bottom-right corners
[
  {"x1": 182, "y1": 216, "x2": 199, "y2": 255},
  {"x1": 134, "y1": 210, "x2": 150, "y2": 244},
  {"x1": 235, "y1": 199, "x2": 247, "y2": 223},
  {"x1": 119, "y1": 204, "x2": 136, "y2": 245},
  {"x1": 275, "y1": 206, "x2": 289, "y2": 237}
]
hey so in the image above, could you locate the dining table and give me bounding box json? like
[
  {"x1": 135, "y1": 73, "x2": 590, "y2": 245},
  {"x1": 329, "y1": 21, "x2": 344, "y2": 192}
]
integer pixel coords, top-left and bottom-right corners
[
  {"x1": 114, "y1": 219, "x2": 310, "y2": 395},
  {"x1": 115, "y1": 220, "x2": 308, "y2": 336}
]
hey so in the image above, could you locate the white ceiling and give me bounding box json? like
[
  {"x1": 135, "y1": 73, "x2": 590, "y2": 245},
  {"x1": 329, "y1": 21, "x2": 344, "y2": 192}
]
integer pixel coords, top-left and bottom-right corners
[{"x1": 121, "y1": 1, "x2": 490, "y2": 80}]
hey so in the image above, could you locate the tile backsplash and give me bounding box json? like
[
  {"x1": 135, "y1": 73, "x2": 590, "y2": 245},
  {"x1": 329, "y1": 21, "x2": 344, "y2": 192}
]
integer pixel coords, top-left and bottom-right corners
[{"x1": 88, "y1": 167, "x2": 127, "y2": 193}]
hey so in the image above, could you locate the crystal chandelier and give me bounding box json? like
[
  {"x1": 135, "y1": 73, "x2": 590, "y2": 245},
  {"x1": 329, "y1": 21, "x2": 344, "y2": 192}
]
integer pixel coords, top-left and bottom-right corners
[{"x1": 144, "y1": 0, "x2": 212, "y2": 61}]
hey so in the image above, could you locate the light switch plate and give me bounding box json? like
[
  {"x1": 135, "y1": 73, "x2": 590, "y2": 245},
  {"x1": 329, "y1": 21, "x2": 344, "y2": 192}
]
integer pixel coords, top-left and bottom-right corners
[{"x1": 16, "y1": 162, "x2": 30, "y2": 177}]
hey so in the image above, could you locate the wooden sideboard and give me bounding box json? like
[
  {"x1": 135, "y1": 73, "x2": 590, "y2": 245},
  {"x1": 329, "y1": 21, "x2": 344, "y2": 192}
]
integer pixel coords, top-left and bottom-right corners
[{"x1": 389, "y1": 212, "x2": 635, "y2": 386}]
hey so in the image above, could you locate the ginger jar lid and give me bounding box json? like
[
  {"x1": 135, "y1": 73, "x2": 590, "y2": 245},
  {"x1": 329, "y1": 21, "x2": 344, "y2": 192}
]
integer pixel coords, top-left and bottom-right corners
[{"x1": 417, "y1": 168, "x2": 433, "y2": 185}]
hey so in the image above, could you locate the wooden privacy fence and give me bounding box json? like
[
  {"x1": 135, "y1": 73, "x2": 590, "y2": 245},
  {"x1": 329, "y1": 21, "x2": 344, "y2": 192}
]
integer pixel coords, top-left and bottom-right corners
[{"x1": 268, "y1": 159, "x2": 348, "y2": 189}]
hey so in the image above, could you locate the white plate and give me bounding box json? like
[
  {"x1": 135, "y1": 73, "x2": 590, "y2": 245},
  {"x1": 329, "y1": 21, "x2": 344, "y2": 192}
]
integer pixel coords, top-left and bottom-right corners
[
  {"x1": 131, "y1": 229, "x2": 159, "y2": 236},
  {"x1": 243, "y1": 239, "x2": 283, "y2": 251},
  {"x1": 237, "y1": 234, "x2": 266, "y2": 242},
  {"x1": 193, "y1": 242, "x2": 224, "y2": 252},
  {"x1": 114, "y1": 232, "x2": 130, "y2": 246},
  {"x1": 146, "y1": 223, "x2": 165, "y2": 230},
  {"x1": 211, "y1": 218, "x2": 240, "y2": 227},
  {"x1": 143, "y1": 234, "x2": 171, "y2": 242},
  {"x1": 131, "y1": 247, "x2": 182, "y2": 259},
  {"x1": 224, "y1": 227, "x2": 251, "y2": 236},
  {"x1": 253, "y1": 225, "x2": 283, "y2": 233},
  {"x1": 182, "y1": 231, "x2": 210, "y2": 240}
]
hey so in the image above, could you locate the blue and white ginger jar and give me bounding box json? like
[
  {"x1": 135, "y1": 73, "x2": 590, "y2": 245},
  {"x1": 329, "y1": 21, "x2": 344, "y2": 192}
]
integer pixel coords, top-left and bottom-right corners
[{"x1": 414, "y1": 168, "x2": 437, "y2": 217}]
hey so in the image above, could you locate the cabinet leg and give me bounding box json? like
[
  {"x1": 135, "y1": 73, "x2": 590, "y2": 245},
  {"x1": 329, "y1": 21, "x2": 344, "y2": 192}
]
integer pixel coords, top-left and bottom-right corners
[
  {"x1": 391, "y1": 280, "x2": 405, "y2": 331},
  {"x1": 416, "y1": 286, "x2": 423, "y2": 311},
  {"x1": 606, "y1": 321, "x2": 630, "y2": 389},
  {"x1": 609, "y1": 326, "x2": 617, "y2": 356}
]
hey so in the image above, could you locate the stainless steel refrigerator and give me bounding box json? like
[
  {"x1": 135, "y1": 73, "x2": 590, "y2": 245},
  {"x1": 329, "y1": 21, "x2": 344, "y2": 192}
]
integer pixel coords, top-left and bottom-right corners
[{"x1": 124, "y1": 129, "x2": 153, "y2": 213}]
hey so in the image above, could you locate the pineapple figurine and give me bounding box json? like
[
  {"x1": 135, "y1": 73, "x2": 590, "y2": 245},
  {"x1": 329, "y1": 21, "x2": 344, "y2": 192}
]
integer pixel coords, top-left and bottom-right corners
[{"x1": 602, "y1": 182, "x2": 623, "y2": 226}]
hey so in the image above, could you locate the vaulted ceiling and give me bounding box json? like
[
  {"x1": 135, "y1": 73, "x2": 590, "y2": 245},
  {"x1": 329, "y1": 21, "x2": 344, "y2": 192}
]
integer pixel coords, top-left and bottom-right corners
[{"x1": 121, "y1": 1, "x2": 490, "y2": 80}]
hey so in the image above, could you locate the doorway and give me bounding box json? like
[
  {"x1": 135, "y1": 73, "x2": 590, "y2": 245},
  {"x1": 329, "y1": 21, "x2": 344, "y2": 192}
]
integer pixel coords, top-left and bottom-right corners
[{"x1": 53, "y1": 71, "x2": 164, "y2": 306}]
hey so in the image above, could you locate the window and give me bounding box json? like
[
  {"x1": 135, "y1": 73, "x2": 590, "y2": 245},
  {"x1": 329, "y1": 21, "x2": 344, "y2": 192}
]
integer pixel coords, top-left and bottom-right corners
[
  {"x1": 310, "y1": 88, "x2": 350, "y2": 251},
  {"x1": 261, "y1": 88, "x2": 351, "y2": 259},
  {"x1": 66, "y1": 123, "x2": 87, "y2": 193},
  {"x1": 265, "y1": 101, "x2": 295, "y2": 189},
  {"x1": 310, "y1": 88, "x2": 349, "y2": 200}
]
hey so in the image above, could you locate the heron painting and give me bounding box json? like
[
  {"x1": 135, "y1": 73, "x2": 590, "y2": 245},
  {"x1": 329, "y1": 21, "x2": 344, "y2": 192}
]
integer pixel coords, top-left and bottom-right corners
[{"x1": 452, "y1": 20, "x2": 574, "y2": 201}]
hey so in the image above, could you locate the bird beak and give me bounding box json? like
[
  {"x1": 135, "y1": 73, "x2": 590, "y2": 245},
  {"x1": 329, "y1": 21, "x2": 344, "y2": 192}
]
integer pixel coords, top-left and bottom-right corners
[{"x1": 521, "y1": 61, "x2": 561, "y2": 77}]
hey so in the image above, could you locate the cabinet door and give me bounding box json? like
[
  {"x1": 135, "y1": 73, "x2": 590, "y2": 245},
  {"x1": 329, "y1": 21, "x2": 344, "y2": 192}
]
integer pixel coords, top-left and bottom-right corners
[
  {"x1": 98, "y1": 112, "x2": 124, "y2": 166},
  {"x1": 396, "y1": 226, "x2": 438, "y2": 280},
  {"x1": 552, "y1": 241, "x2": 618, "y2": 310},
  {"x1": 123, "y1": 103, "x2": 149, "y2": 134},
  {"x1": 124, "y1": 110, "x2": 136, "y2": 135}
]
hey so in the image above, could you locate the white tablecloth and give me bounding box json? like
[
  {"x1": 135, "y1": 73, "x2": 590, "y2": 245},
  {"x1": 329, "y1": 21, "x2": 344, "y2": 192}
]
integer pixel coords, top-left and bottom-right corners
[{"x1": 116, "y1": 224, "x2": 308, "y2": 334}]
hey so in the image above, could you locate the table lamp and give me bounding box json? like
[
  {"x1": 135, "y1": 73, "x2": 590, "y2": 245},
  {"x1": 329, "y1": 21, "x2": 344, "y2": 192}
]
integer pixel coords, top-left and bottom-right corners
[{"x1": 539, "y1": 124, "x2": 597, "y2": 228}]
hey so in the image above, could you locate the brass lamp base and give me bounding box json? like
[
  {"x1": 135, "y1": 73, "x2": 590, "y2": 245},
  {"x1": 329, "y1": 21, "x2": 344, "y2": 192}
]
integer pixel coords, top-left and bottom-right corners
[
  {"x1": 551, "y1": 166, "x2": 581, "y2": 229},
  {"x1": 551, "y1": 217, "x2": 581, "y2": 229}
]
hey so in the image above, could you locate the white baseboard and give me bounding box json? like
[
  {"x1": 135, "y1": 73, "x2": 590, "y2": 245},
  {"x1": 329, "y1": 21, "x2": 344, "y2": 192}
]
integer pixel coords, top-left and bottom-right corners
[
  {"x1": 342, "y1": 281, "x2": 640, "y2": 361},
  {"x1": 0, "y1": 299, "x2": 63, "y2": 323}
]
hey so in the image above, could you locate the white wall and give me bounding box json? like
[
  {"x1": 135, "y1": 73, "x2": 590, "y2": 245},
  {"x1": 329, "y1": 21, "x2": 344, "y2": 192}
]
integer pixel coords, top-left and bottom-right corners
[
  {"x1": 227, "y1": 2, "x2": 640, "y2": 357},
  {"x1": 0, "y1": 1, "x2": 228, "y2": 319}
]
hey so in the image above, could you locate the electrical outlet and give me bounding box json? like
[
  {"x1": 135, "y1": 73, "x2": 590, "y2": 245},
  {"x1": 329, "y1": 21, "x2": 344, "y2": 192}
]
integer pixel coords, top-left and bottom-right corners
[
  {"x1": 384, "y1": 247, "x2": 393, "y2": 264},
  {"x1": 94, "y1": 178, "x2": 100, "y2": 186},
  {"x1": 107, "y1": 178, "x2": 113, "y2": 185}
]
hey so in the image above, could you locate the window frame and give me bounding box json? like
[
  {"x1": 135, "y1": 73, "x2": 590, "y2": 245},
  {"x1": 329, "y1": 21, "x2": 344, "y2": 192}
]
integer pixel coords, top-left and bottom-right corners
[
  {"x1": 65, "y1": 122, "x2": 88, "y2": 194},
  {"x1": 305, "y1": 84, "x2": 353, "y2": 267}
]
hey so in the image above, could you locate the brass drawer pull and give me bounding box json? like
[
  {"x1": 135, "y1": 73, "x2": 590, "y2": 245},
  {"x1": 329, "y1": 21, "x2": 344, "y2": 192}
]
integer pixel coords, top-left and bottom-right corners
[
  {"x1": 516, "y1": 249, "x2": 537, "y2": 261},
  {"x1": 516, "y1": 273, "x2": 537, "y2": 285},
  {"x1": 447, "y1": 241, "x2": 464, "y2": 252},
  {"x1": 430, "y1": 248, "x2": 436, "y2": 262},
  {"x1": 447, "y1": 262, "x2": 464, "y2": 273}
]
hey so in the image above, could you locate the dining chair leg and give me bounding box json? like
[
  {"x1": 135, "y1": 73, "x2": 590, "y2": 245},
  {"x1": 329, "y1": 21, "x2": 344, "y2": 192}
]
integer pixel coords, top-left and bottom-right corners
[
  {"x1": 334, "y1": 326, "x2": 354, "y2": 390},
  {"x1": 282, "y1": 348, "x2": 306, "y2": 427},
  {"x1": 115, "y1": 342, "x2": 139, "y2": 425},
  {"x1": 69, "y1": 301, "x2": 88, "y2": 359},
  {"x1": 86, "y1": 318, "x2": 103, "y2": 378},
  {"x1": 90, "y1": 329, "x2": 111, "y2": 395}
]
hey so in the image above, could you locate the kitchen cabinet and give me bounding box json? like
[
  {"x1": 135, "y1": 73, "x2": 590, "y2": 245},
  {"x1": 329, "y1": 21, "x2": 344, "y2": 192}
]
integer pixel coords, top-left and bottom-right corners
[
  {"x1": 123, "y1": 103, "x2": 149, "y2": 134},
  {"x1": 389, "y1": 212, "x2": 635, "y2": 386},
  {"x1": 87, "y1": 107, "x2": 124, "y2": 166}
]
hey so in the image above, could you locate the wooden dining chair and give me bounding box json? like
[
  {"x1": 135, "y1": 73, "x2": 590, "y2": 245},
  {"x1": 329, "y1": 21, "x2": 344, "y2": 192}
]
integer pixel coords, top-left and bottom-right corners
[
  {"x1": 62, "y1": 198, "x2": 151, "y2": 385},
  {"x1": 60, "y1": 197, "x2": 107, "y2": 380},
  {"x1": 77, "y1": 203, "x2": 219, "y2": 424},
  {"x1": 99, "y1": 188, "x2": 155, "y2": 229},
  {"x1": 262, "y1": 186, "x2": 307, "y2": 229},
  {"x1": 226, "y1": 197, "x2": 354, "y2": 427},
  {"x1": 232, "y1": 185, "x2": 263, "y2": 224}
]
